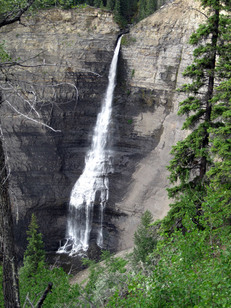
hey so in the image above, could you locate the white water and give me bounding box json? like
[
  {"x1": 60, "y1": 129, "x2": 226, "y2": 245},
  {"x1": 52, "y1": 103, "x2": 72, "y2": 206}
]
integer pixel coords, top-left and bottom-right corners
[{"x1": 58, "y1": 37, "x2": 122, "y2": 256}]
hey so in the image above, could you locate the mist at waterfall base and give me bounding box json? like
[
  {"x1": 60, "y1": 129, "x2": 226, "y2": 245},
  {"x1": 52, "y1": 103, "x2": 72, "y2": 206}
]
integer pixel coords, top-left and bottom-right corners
[{"x1": 58, "y1": 37, "x2": 122, "y2": 256}]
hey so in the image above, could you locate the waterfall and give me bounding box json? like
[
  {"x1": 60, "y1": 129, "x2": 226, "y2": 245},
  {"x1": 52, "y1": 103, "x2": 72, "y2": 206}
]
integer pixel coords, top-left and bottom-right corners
[{"x1": 58, "y1": 36, "x2": 122, "y2": 256}]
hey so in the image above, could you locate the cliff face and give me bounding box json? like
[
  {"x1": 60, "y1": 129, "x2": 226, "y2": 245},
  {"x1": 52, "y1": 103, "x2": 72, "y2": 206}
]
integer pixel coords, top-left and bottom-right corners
[
  {"x1": 0, "y1": 7, "x2": 120, "y2": 256},
  {"x1": 114, "y1": 0, "x2": 206, "y2": 250},
  {"x1": 0, "y1": 0, "x2": 206, "y2": 256}
]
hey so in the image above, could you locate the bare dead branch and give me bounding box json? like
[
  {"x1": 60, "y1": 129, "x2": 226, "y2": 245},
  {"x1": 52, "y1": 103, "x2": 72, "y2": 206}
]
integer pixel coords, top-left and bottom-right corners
[
  {"x1": 5, "y1": 100, "x2": 61, "y2": 132},
  {"x1": 0, "y1": 62, "x2": 58, "y2": 69},
  {"x1": 0, "y1": 127, "x2": 11, "y2": 186},
  {"x1": 23, "y1": 293, "x2": 35, "y2": 308},
  {"x1": 189, "y1": 7, "x2": 208, "y2": 19},
  {"x1": 36, "y1": 283, "x2": 53, "y2": 308},
  {"x1": 47, "y1": 83, "x2": 79, "y2": 101}
]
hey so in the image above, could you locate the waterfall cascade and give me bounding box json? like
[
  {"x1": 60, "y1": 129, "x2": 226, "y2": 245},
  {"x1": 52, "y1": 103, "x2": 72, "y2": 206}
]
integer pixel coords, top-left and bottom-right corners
[{"x1": 58, "y1": 36, "x2": 122, "y2": 256}]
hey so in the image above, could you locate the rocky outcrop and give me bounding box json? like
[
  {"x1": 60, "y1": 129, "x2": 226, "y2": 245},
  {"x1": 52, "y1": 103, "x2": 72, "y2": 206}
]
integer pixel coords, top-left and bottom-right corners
[{"x1": 0, "y1": 0, "x2": 206, "y2": 257}]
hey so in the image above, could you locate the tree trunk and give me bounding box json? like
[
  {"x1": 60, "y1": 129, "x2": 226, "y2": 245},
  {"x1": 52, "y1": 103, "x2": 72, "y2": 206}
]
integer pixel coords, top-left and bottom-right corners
[
  {"x1": 0, "y1": 129, "x2": 21, "y2": 308},
  {"x1": 199, "y1": 6, "x2": 220, "y2": 181}
]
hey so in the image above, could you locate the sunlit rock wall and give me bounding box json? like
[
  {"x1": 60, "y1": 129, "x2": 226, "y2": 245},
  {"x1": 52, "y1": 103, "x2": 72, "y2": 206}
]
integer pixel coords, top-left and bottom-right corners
[{"x1": 111, "y1": 0, "x2": 206, "y2": 250}]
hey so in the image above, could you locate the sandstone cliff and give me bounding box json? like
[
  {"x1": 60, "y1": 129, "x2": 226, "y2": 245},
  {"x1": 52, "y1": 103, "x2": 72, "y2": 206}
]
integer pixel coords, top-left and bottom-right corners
[{"x1": 0, "y1": 0, "x2": 206, "y2": 257}]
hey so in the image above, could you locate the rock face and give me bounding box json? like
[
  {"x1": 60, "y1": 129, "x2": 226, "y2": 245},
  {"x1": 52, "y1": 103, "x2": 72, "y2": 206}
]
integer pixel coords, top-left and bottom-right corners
[
  {"x1": 0, "y1": 0, "x2": 206, "y2": 257},
  {"x1": 113, "y1": 0, "x2": 206, "y2": 250},
  {"x1": 0, "y1": 7, "x2": 120, "y2": 257}
]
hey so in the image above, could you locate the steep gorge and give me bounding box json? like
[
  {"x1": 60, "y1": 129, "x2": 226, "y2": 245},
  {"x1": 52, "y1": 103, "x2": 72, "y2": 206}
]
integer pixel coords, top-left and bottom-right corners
[{"x1": 0, "y1": 0, "x2": 206, "y2": 258}]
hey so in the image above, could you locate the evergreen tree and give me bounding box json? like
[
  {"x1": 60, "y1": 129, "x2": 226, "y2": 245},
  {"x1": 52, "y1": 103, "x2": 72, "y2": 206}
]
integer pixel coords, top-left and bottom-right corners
[
  {"x1": 146, "y1": 0, "x2": 157, "y2": 17},
  {"x1": 22, "y1": 214, "x2": 45, "y2": 277},
  {"x1": 164, "y1": 0, "x2": 230, "y2": 232},
  {"x1": 136, "y1": 0, "x2": 159, "y2": 22},
  {"x1": 195, "y1": 1, "x2": 231, "y2": 231},
  {"x1": 207, "y1": 7, "x2": 231, "y2": 206},
  {"x1": 94, "y1": 0, "x2": 102, "y2": 7},
  {"x1": 133, "y1": 211, "x2": 158, "y2": 263},
  {"x1": 137, "y1": 0, "x2": 146, "y2": 20},
  {"x1": 107, "y1": 0, "x2": 115, "y2": 10},
  {"x1": 124, "y1": 0, "x2": 138, "y2": 22},
  {"x1": 206, "y1": 77, "x2": 231, "y2": 231},
  {"x1": 113, "y1": 0, "x2": 126, "y2": 27}
]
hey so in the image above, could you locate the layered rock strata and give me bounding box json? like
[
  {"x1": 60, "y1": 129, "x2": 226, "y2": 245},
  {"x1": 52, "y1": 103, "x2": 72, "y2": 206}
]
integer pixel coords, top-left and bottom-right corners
[
  {"x1": 0, "y1": 7, "x2": 120, "y2": 256},
  {"x1": 0, "y1": 0, "x2": 206, "y2": 256},
  {"x1": 113, "y1": 0, "x2": 206, "y2": 249}
]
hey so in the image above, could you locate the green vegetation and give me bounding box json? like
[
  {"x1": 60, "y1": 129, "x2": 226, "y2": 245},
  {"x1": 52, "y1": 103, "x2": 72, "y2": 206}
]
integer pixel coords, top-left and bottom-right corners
[
  {"x1": 133, "y1": 210, "x2": 158, "y2": 263},
  {"x1": 21, "y1": 214, "x2": 45, "y2": 277},
  {"x1": 81, "y1": 251, "x2": 129, "y2": 305},
  {"x1": 121, "y1": 35, "x2": 137, "y2": 46},
  {"x1": 0, "y1": 41, "x2": 11, "y2": 62},
  {"x1": 19, "y1": 214, "x2": 81, "y2": 307},
  {"x1": 107, "y1": 224, "x2": 231, "y2": 307},
  {"x1": 127, "y1": 118, "x2": 133, "y2": 124},
  {"x1": 20, "y1": 264, "x2": 81, "y2": 307}
]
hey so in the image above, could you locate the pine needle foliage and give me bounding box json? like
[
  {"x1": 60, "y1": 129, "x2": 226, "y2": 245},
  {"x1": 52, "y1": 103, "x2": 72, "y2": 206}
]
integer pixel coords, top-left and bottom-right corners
[
  {"x1": 165, "y1": 0, "x2": 231, "y2": 233},
  {"x1": 22, "y1": 214, "x2": 45, "y2": 277},
  {"x1": 133, "y1": 210, "x2": 158, "y2": 263}
]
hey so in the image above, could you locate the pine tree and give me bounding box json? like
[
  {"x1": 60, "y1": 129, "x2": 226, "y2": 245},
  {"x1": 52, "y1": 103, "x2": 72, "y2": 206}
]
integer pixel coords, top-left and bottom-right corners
[
  {"x1": 22, "y1": 214, "x2": 45, "y2": 277},
  {"x1": 164, "y1": 0, "x2": 230, "y2": 232},
  {"x1": 94, "y1": 0, "x2": 103, "y2": 7},
  {"x1": 146, "y1": 0, "x2": 157, "y2": 16},
  {"x1": 197, "y1": 1, "x2": 231, "y2": 231},
  {"x1": 133, "y1": 211, "x2": 158, "y2": 263},
  {"x1": 206, "y1": 78, "x2": 231, "y2": 230},
  {"x1": 113, "y1": 0, "x2": 126, "y2": 27},
  {"x1": 107, "y1": 0, "x2": 115, "y2": 10},
  {"x1": 137, "y1": 0, "x2": 147, "y2": 20},
  {"x1": 208, "y1": 5, "x2": 231, "y2": 187}
]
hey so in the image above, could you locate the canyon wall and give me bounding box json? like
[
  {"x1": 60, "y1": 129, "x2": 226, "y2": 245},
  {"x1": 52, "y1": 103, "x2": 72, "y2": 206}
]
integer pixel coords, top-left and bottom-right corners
[{"x1": 0, "y1": 0, "x2": 206, "y2": 257}]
